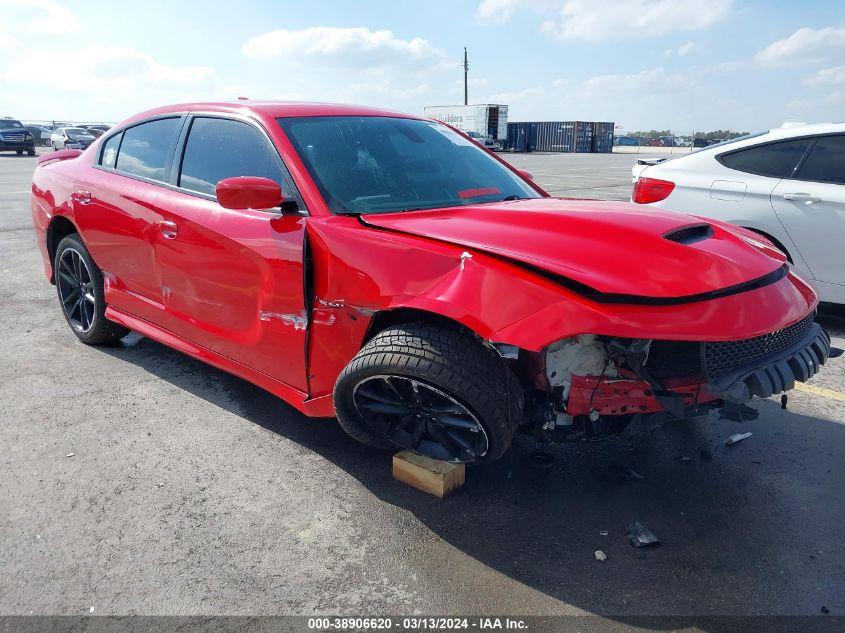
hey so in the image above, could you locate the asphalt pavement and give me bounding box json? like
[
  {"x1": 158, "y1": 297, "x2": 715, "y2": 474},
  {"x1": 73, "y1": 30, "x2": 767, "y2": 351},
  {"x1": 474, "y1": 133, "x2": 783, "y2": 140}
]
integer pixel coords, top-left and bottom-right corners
[{"x1": 1, "y1": 148, "x2": 843, "y2": 627}]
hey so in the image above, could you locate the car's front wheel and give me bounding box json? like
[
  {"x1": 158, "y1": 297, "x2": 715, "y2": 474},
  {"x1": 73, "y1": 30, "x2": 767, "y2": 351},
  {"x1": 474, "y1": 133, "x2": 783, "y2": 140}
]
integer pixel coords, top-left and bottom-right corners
[
  {"x1": 333, "y1": 323, "x2": 522, "y2": 464},
  {"x1": 54, "y1": 234, "x2": 129, "y2": 345}
]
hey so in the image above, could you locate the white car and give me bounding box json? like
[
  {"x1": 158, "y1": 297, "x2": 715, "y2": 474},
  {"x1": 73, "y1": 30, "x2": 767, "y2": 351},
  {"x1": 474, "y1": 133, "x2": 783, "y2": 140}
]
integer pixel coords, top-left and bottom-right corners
[{"x1": 631, "y1": 123, "x2": 845, "y2": 304}]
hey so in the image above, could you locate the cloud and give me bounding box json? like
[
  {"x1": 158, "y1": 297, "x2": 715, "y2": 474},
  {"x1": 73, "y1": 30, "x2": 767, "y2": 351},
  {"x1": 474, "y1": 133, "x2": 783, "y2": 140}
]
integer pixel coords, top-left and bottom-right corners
[
  {"x1": 543, "y1": 0, "x2": 731, "y2": 40},
  {"x1": 677, "y1": 41, "x2": 695, "y2": 56},
  {"x1": 754, "y1": 25, "x2": 845, "y2": 67},
  {"x1": 0, "y1": 0, "x2": 78, "y2": 34},
  {"x1": 2, "y1": 46, "x2": 214, "y2": 89},
  {"x1": 804, "y1": 65, "x2": 845, "y2": 86},
  {"x1": 242, "y1": 26, "x2": 452, "y2": 71},
  {"x1": 476, "y1": 1, "x2": 730, "y2": 40}
]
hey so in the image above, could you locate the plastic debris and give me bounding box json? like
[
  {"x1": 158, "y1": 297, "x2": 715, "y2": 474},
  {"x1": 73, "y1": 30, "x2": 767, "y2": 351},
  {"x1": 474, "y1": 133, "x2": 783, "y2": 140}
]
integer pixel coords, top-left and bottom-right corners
[
  {"x1": 65, "y1": 453, "x2": 75, "y2": 458},
  {"x1": 594, "y1": 550, "x2": 607, "y2": 561},
  {"x1": 680, "y1": 456, "x2": 691, "y2": 462},
  {"x1": 625, "y1": 521, "x2": 661, "y2": 548},
  {"x1": 725, "y1": 432, "x2": 753, "y2": 446},
  {"x1": 600, "y1": 530, "x2": 609, "y2": 536}
]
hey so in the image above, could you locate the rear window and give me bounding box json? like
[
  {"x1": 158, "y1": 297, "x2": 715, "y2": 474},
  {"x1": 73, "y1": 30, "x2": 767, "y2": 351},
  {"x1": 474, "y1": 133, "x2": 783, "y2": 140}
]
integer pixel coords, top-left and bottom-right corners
[
  {"x1": 115, "y1": 118, "x2": 181, "y2": 182},
  {"x1": 718, "y1": 138, "x2": 813, "y2": 178},
  {"x1": 100, "y1": 133, "x2": 122, "y2": 169},
  {"x1": 794, "y1": 135, "x2": 845, "y2": 185}
]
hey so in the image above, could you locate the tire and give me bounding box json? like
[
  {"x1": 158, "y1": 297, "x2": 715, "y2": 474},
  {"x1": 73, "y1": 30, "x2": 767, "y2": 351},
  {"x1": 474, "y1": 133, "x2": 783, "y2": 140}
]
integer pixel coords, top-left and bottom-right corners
[
  {"x1": 333, "y1": 323, "x2": 523, "y2": 464},
  {"x1": 26, "y1": 148, "x2": 35, "y2": 156},
  {"x1": 53, "y1": 234, "x2": 130, "y2": 345},
  {"x1": 16, "y1": 149, "x2": 23, "y2": 155},
  {"x1": 51, "y1": 142, "x2": 57, "y2": 151}
]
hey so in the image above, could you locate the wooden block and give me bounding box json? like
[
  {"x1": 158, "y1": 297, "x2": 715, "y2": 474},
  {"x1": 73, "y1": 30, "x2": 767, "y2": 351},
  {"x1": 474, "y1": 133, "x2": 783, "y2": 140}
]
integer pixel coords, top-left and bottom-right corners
[{"x1": 392, "y1": 450, "x2": 465, "y2": 497}]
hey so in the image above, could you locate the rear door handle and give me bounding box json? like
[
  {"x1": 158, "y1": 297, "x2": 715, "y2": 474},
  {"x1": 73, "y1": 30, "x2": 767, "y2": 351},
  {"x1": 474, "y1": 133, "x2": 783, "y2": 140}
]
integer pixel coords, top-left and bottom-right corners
[
  {"x1": 782, "y1": 192, "x2": 822, "y2": 203},
  {"x1": 75, "y1": 190, "x2": 91, "y2": 205},
  {"x1": 158, "y1": 220, "x2": 178, "y2": 239}
]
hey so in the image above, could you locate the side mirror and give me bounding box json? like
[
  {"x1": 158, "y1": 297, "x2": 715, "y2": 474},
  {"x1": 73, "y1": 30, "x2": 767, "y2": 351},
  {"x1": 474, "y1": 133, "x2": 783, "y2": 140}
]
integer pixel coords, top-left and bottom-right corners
[
  {"x1": 216, "y1": 176, "x2": 284, "y2": 210},
  {"x1": 518, "y1": 169, "x2": 534, "y2": 181}
]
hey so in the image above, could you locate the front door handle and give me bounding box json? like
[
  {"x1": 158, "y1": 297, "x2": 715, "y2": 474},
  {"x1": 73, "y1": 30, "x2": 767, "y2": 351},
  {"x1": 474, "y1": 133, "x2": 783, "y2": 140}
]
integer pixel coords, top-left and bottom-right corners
[
  {"x1": 75, "y1": 190, "x2": 91, "y2": 205},
  {"x1": 782, "y1": 192, "x2": 822, "y2": 203},
  {"x1": 159, "y1": 220, "x2": 178, "y2": 239}
]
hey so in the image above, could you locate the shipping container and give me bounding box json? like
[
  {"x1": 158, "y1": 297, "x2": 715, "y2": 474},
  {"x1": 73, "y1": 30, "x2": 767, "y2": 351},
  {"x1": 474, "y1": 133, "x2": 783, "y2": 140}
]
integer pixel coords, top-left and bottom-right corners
[
  {"x1": 592, "y1": 121, "x2": 615, "y2": 153},
  {"x1": 423, "y1": 104, "x2": 509, "y2": 146},
  {"x1": 505, "y1": 120, "x2": 616, "y2": 152}
]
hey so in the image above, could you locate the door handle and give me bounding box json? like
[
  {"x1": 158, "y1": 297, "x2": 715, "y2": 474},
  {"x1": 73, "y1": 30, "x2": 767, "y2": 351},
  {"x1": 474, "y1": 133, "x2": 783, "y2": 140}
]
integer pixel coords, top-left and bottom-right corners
[
  {"x1": 158, "y1": 220, "x2": 178, "y2": 239},
  {"x1": 782, "y1": 192, "x2": 822, "y2": 203},
  {"x1": 75, "y1": 190, "x2": 91, "y2": 205}
]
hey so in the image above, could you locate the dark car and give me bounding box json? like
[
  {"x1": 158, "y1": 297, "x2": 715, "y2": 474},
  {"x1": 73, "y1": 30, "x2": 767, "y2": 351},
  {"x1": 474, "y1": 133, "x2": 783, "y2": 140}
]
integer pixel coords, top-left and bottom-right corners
[
  {"x1": 51, "y1": 127, "x2": 97, "y2": 151},
  {"x1": 25, "y1": 125, "x2": 52, "y2": 146},
  {"x1": 0, "y1": 118, "x2": 36, "y2": 155},
  {"x1": 81, "y1": 125, "x2": 111, "y2": 138}
]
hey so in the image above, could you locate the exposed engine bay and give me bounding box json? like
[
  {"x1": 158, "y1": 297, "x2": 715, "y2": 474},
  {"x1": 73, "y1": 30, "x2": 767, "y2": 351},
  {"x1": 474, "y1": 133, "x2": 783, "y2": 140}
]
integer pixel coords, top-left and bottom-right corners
[{"x1": 512, "y1": 315, "x2": 833, "y2": 443}]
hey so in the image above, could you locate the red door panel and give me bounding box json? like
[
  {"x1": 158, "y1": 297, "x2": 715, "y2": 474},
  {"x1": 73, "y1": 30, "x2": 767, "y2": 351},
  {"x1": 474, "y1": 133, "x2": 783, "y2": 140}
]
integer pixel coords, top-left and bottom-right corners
[
  {"x1": 151, "y1": 189, "x2": 308, "y2": 392},
  {"x1": 74, "y1": 171, "x2": 165, "y2": 322}
]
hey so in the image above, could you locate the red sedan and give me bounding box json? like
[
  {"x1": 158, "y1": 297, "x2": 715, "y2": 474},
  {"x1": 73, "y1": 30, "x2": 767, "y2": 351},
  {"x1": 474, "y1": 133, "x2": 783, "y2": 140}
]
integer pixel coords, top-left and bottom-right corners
[{"x1": 31, "y1": 101, "x2": 834, "y2": 464}]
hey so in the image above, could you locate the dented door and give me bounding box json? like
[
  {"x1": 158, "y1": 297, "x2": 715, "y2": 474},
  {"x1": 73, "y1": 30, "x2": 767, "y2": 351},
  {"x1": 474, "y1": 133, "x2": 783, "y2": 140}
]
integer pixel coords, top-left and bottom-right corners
[{"x1": 152, "y1": 189, "x2": 308, "y2": 392}]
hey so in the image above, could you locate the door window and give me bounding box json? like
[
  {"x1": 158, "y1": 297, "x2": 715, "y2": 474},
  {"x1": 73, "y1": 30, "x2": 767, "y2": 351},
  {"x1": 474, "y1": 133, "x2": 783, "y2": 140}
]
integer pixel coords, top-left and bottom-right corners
[
  {"x1": 115, "y1": 117, "x2": 181, "y2": 182},
  {"x1": 178, "y1": 117, "x2": 286, "y2": 197},
  {"x1": 718, "y1": 138, "x2": 813, "y2": 178},
  {"x1": 794, "y1": 135, "x2": 845, "y2": 184}
]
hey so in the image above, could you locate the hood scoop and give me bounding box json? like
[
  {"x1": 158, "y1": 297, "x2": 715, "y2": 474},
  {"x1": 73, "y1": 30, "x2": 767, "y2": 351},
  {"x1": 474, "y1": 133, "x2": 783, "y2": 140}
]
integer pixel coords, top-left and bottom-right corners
[{"x1": 663, "y1": 224, "x2": 714, "y2": 245}]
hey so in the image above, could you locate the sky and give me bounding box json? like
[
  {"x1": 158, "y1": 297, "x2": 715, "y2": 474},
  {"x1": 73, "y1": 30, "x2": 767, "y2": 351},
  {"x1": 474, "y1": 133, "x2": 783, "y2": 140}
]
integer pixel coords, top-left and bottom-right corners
[{"x1": 1, "y1": 0, "x2": 844, "y2": 133}]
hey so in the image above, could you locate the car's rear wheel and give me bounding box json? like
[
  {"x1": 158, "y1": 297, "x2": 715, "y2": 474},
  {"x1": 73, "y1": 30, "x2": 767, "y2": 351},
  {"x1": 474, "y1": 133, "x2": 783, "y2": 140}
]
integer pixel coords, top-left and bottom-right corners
[
  {"x1": 54, "y1": 234, "x2": 129, "y2": 345},
  {"x1": 333, "y1": 323, "x2": 522, "y2": 464}
]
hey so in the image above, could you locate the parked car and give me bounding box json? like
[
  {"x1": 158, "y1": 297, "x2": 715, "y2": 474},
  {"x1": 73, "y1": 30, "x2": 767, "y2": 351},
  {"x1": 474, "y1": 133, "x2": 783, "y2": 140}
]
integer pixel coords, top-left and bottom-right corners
[
  {"x1": 50, "y1": 127, "x2": 96, "y2": 151},
  {"x1": 0, "y1": 118, "x2": 36, "y2": 155},
  {"x1": 25, "y1": 125, "x2": 52, "y2": 146},
  {"x1": 632, "y1": 123, "x2": 845, "y2": 304},
  {"x1": 30, "y1": 102, "x2": 835, "y2": 464},
  {"x1": 615, "y1": 135, "x2": 639, "y2": 146},
  {"x1": 80, "y1": 125, "x2": 110, "y2": 138}
]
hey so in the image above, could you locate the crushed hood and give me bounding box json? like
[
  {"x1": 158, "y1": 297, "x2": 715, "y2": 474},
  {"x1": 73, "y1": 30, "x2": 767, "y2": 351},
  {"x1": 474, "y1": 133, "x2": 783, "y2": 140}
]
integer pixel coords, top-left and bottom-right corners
[{"x1": 361, "y1": 198, "x2": 786, "y2": 299}]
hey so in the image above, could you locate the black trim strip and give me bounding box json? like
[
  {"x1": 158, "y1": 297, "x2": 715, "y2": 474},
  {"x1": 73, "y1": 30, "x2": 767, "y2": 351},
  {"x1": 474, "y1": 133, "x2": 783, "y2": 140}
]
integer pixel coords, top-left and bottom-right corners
[{"x1": 358, "y1": 216, "x2": 790, "y2": 306}]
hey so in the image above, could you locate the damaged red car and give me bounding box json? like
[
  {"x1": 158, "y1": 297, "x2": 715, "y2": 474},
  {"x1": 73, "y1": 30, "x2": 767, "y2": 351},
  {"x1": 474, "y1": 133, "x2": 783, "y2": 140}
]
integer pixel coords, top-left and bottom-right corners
[{"x1": 31, "y1": 102, "x2": 836, "y2": 464}]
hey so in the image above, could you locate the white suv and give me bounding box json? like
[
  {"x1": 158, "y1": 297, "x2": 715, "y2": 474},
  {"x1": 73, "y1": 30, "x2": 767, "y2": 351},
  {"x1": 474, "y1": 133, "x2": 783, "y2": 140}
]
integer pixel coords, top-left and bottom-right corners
[{"x1": 631, "y1": 123, "x2": 845, "y2": 304}]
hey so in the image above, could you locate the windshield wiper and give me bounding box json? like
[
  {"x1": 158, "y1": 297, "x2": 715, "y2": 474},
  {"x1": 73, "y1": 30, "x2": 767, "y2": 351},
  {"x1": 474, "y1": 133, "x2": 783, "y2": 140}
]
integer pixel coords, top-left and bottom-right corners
[{"x1": 501, "y1": 195, "x2": 523, "y2": 201}]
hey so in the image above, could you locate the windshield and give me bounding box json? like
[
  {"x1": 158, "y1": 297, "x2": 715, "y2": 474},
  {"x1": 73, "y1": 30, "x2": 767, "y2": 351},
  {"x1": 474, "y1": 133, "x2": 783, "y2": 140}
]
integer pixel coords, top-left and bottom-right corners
[
  {"x1": 66, "y1": 128, "x2": 91, "y2": 136},
  {"x1": 277, "y1": 116, "x2": 540, "y2": 214},
  {"x1": 0, "y1": 119, "x2": 23, "y2": 129}
]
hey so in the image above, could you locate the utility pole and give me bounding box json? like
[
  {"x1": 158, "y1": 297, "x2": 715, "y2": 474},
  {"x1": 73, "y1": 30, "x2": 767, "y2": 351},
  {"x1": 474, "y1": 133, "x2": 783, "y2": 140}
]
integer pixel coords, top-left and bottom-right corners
[{"x1": 463, "y1": 47, "x2": 469, "y2": 106}]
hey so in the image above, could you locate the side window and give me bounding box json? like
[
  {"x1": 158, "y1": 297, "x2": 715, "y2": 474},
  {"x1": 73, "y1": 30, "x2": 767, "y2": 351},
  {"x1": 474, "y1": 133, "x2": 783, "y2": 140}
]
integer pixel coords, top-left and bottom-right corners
[
  {"x1": 115, "y1": 118, "x2": 181, "y2": 182},
  {"x1": 795, "y1": 136, "x2": 845, "y2": 184},
  {"x1": 100, "y1": 133, "x2": 122, "y2": 169},
  {"x1": 179, "y1": 117, "x2": 285, "y2": 197},
  {"x1": 719, "y1": 139, "x2": 813, "y2": 178}
]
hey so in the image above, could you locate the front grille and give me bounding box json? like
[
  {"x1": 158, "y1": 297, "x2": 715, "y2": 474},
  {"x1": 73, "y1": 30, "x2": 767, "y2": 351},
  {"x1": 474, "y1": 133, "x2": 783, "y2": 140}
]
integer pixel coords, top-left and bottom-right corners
[
  {"x1": 645, "y1": 340, "x2": 703, "y2": 379},
  {"x1": 704, "y1": 314, "x2": 815, "y2": 381},
  {"x1": 1, "y1": 133, "x2": 25, "y2": 142}
]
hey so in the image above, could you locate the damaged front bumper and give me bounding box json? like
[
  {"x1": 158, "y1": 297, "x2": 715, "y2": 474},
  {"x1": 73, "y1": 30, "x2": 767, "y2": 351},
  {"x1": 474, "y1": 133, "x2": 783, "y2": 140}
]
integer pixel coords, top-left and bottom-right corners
[{"x1": 544, "y1": 314, "x2": 832, "y2": 424}]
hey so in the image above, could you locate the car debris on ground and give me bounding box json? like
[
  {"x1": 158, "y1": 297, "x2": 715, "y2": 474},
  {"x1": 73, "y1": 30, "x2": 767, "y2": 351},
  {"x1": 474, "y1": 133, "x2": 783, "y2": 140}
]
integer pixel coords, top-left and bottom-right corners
[
  {"x1": 725, "y1": 432, "x2": 753, "y2": 446},
  {"x1": 625, "y1": 522, "x2": 661, "y2": 548},
  {"x1": 595, "y1": 550, "x2": 608, "y2": 561}
]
